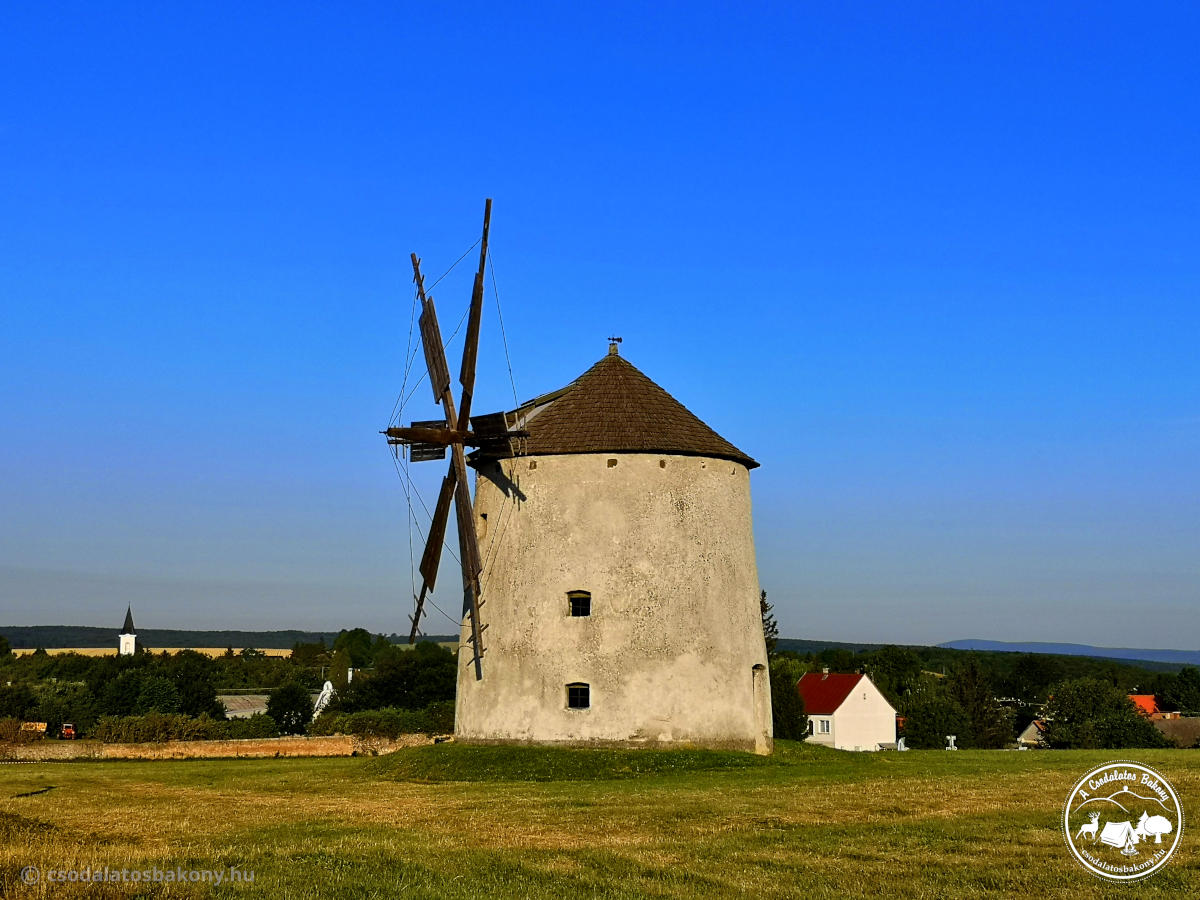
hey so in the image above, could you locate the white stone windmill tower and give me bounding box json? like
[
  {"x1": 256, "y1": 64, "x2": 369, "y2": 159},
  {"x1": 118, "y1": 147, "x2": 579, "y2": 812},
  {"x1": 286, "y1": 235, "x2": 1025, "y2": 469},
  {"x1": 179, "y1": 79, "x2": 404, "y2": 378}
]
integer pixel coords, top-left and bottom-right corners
[{"x1": 386, "y1": 202, "x2": 772, "y2": 753}]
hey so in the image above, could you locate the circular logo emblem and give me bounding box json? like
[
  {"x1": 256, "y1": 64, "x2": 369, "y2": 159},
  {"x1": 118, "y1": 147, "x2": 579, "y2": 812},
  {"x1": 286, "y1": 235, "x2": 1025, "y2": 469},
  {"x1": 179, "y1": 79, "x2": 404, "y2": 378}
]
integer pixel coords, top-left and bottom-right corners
[{"x1": 1063, "y1": 761, "x2": 1184, "y2": 881}]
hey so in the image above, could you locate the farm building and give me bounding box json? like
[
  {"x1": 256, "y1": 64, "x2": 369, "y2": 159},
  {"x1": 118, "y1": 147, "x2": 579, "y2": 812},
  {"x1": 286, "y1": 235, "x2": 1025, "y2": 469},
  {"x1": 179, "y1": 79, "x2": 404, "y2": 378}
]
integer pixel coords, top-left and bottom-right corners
[
  {"x1": 797, "y1": 671, "x2": 896, "y2": 751},
  {"x1": 1128, "y1": 694, "x2": 1180, "y2": 720}
]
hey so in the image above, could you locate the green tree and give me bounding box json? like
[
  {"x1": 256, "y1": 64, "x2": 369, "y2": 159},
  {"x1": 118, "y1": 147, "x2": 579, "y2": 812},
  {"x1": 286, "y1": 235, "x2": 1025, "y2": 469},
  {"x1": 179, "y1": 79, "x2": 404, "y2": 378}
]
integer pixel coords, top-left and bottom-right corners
[
  {"x1": 0, "y1": 634, "x2": 11, "y2": 657},
  {"x1": 267, "y1": 681, "x2": 313, "y2": 735},
  {"x1": 134, "y1": 675, "x2": 181, "y2": 714},
  {"x1": 329, "y1": 648, "x2": 353, "y2": 689},
  {"x1": 162, "y1": 650, "x2": 225, "y2": 718},
  {"x1": 363, "y1": 642, "x2": 457, "y2": 711},
  {"x1": 291, "y1": 639, "x2": 330, "y2": 668},
  {"x1": 1159, "y1": 667, "x2": 1200, "y2": 715},
  {"x1": 947, "y1": 656, "x2": 1013, "y2": 748},
  {"x1": 769, "y1": 656, "x2": 806, "y2": 740},
  {"x1": 1001, "y1": 653, "x2": 1064, "y2": 703},
  {"x1": 33, "y1": 683, "x2": 97, "y2": 736},
  {"x1": 333, "y1": 628, "x2": 375, "y2": 668},
  {"x1": 760, "y1": 590, "x2": 778, "y2": 656},
  {"x1": 0, "y1": 682, "x2": 37, "y2": 719},
  {"x1": 99, "y1": 670, "x2": 146, "y2": 716},
  {"x1": 901, "y1": 690, "x2": 969, "y2": 749},
  {"x1": 865, "y1": 646, "x2": 922, "y2": 706},
  {"x1": 1043, "y1": 678, "x2": 1169, "y2": 749}
]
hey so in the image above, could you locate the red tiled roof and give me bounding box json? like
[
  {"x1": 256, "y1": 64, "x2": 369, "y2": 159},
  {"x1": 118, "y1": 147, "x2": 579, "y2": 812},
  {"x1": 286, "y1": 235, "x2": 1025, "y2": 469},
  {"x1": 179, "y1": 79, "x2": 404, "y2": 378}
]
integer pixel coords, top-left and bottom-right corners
[
  {"x1": 796, "y1": 672, "x2": 864, "y2": 715},
  {"x1": 1129, "y1": 694, "x2": 1158, "y2": 717},
  {"x1": 502, "y1": 350, "x2": 758, "y2": 468}
]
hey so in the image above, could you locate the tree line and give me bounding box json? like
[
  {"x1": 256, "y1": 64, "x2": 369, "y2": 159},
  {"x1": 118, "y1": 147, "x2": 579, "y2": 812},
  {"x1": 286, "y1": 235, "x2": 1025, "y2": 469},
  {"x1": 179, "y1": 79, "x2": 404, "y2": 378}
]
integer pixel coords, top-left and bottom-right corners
[
  {"x1": 760, "y1": 594, "x2": 1188, "y2": 749},
  {"x1": 0, "y1": 629, "x2": 456, "y2": 741}
]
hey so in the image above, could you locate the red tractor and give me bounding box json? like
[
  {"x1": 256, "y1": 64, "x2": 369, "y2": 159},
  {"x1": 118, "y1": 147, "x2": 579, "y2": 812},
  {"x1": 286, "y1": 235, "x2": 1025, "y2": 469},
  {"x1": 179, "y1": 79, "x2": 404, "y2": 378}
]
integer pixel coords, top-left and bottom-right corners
[{"x1": 60, "y1": 723, "x2": 77, "y2": 740}]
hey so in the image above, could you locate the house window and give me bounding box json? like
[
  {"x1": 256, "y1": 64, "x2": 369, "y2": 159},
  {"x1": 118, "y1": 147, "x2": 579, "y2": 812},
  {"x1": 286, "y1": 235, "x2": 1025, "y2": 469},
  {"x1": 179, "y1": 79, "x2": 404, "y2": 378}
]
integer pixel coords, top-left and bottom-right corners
[
  {"x1": 567, "y1": 590, "x2": 591, "y2": 617},
  {"x1": 818, "y1": 719, "x2": 831, "y2": 734},
  {"x1": 567, "y1": 683, "x2": 590, "y2": 709},
  {"x1": 807, "y1": 719, "x2": 814, "y2": 735}
]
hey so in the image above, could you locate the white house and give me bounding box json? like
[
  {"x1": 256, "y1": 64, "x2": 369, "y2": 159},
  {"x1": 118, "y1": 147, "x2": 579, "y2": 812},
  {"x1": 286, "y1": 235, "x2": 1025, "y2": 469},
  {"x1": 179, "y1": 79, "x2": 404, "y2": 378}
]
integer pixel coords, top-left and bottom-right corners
[{"x1": 797, "y1": 670, "x2": 896, "y2": 751}]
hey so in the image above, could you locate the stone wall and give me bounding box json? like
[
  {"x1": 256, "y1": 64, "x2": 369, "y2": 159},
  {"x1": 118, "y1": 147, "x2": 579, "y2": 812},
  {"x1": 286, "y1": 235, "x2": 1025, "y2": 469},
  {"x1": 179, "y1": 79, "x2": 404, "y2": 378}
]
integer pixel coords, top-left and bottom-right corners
[
  {"x1": 0, "y1": 733, "x2": 432, "y2": 761},
  {"x1": 459, "y1": 452, "x2": 772, "y2": 753}
]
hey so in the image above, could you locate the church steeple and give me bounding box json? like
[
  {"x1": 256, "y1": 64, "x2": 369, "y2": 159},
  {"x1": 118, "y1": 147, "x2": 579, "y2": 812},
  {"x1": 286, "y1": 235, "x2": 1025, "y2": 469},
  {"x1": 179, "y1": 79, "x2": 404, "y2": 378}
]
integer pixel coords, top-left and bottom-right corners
[{"x1": 119, "y1": 606, "x2": 137, "y2": 656}]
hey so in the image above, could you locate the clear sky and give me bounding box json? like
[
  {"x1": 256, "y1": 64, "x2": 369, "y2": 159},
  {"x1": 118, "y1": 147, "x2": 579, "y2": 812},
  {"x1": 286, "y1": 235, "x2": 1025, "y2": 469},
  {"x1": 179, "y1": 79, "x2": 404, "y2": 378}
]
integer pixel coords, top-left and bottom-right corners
[{"x1": 1, "y1": 3, "x2": 1196, "y2": 647}]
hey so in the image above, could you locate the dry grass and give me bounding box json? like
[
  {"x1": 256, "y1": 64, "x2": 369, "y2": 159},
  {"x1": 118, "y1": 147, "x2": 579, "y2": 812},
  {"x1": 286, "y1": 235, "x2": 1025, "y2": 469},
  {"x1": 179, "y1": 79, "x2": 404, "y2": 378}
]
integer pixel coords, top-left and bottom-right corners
[{"x1": 1, "y1": 744, "x2": 1198, "y2": 898}]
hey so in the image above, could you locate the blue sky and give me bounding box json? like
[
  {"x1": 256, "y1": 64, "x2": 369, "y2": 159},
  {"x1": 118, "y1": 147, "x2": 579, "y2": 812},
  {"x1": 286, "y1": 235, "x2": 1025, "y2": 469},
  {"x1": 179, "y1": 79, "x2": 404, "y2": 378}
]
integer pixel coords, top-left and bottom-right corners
[{"x1": 1, "y1": 3, "x2": 1196, "y2": 646}]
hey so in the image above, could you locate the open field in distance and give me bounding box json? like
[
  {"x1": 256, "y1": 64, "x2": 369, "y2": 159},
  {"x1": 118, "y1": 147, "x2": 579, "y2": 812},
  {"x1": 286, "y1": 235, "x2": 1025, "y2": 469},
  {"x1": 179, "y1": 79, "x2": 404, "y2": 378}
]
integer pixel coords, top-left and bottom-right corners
[
  {"x1": 10, "y1": 648, "x2": 292, "y2": 658},
  {"x1": 2, "y1": 743, "x2": 1198, "y2": 898}
]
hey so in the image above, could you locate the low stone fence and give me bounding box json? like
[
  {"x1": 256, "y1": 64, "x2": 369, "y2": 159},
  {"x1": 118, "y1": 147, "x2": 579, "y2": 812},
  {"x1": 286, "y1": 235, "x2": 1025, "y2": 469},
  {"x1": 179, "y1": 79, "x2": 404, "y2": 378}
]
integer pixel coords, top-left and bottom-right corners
[{"x1": 0, "y1": 733, "x2": 433, "y2": 762}]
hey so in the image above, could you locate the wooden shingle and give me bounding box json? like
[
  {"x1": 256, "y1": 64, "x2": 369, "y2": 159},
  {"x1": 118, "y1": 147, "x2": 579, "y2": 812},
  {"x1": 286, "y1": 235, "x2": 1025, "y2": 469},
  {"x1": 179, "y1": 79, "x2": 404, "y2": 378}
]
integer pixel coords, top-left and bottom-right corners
[{"x1": 502, "y1": 351, "x2": 758, "y2": 469}]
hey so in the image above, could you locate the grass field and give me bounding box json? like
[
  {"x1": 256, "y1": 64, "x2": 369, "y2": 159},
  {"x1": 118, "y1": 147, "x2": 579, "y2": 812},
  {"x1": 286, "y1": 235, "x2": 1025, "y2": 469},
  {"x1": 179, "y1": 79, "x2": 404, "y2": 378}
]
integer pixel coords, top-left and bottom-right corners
[{"x1": 2, "y1": 742, "x2": 1198, "y2": 898}]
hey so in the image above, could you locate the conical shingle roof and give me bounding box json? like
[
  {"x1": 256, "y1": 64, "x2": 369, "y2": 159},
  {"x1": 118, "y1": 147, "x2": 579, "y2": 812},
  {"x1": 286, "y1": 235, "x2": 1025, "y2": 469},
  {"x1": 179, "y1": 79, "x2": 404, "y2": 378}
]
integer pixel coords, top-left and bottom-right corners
[{"x1": 505, "y1": 349, "x2": 757, "y2": 468}]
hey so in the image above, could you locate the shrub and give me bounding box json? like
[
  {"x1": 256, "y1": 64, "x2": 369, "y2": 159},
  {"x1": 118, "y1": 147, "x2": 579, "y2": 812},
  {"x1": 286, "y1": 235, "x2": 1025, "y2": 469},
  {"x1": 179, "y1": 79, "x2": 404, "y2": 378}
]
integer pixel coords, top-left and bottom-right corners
[
  {"x1": 90, "y1": 713, "x2": 225, "y2": 743},
  {"x1": 309, "y1": 703, "x2": 454, "y2": 738},
  {"x1": 225, "y1": 713, "x2": 278, "y2": 739}
]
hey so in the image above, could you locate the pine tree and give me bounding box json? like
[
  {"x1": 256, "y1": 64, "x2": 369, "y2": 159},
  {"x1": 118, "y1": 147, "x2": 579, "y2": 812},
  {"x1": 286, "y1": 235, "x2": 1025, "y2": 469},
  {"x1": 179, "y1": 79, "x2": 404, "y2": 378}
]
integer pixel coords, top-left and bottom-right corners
[{"x1": 760, "y1": 590, "x2": 778, "y2": 656}]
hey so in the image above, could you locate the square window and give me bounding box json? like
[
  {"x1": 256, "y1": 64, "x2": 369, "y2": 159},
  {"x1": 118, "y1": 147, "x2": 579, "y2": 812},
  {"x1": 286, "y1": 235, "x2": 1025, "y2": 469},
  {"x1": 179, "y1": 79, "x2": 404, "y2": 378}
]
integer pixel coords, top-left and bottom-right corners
[
  {"x1": 567, "y1": 683, "x2": 590, "y2": 709},
  {"x1": 568, "y1": 591, "x2": 591, "y2": 617}
]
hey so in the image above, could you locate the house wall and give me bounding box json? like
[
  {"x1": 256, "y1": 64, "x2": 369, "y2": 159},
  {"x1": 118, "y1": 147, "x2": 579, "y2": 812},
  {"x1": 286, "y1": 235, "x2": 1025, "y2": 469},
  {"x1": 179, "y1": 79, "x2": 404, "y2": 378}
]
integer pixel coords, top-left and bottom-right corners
[
  {"x1": 118, "y1": 633, "x2": 136, "y2": 655},
  {"x1": 807, "y1": 715, "x2": 835, "y2": 748},
  {"x1": 455, "y1": 452, "x2": 771, "y2": 753},
  {"x1": 828, "y1": 679, "x2": 896, "y2": 751}
]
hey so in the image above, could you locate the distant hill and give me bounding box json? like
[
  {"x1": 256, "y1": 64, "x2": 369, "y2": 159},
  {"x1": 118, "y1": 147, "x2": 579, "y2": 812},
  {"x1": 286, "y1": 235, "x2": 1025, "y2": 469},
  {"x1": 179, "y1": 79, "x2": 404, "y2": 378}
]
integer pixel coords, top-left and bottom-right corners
[
  {"x1": 939, "y1": 639, "x2": 1200, "y2": 667},
  {"x1": 0, "y1": 625, "x2": 462, "y2": 650},
  {"x1": 776, "y1": 638, "x2": 929, "y2": 655}
]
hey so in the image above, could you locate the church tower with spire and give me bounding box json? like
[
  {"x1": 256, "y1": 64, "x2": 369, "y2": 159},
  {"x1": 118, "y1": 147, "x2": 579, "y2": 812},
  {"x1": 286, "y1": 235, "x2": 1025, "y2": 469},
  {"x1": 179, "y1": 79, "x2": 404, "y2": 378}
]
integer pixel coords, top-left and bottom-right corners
[{"x1": 118, "y1": 606, "x2": 137, "y2": 656}]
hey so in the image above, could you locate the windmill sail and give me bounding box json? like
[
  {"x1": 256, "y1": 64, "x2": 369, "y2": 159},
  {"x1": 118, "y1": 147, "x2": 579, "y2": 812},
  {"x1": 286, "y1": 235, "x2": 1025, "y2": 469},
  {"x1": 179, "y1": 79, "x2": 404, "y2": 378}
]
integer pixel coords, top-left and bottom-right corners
[{"x1": 387, "y1": 199, "x2": 506, "y2": 679}]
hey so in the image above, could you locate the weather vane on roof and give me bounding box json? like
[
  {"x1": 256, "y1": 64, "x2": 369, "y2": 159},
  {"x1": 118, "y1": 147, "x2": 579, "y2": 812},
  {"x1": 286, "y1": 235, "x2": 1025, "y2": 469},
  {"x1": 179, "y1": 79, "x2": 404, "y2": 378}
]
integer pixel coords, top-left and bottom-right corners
[{"x1": 607, "y1": 335, "x2": 622, "y2": 355}]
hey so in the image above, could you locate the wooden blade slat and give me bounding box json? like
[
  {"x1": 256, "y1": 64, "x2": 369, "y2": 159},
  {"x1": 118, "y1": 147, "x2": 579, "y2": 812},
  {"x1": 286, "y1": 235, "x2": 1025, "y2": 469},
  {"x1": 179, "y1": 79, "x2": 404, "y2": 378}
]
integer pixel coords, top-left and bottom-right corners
[
  {"x1": 458, "y1": 274, "x2": 482, "y2": 427},
  {"x1": 408, "y1": 584, "x2": 430, "y2": 644},
  {"x1": 419, "y1": 302, "x2": 453, "y2": 404},
  {"x1": 418, "y1": 467, "x2": 456, "y2": 589},
  {"x1": 451, "y1": 446, "x2": 482, "y2": 582},
  {"x1": 457, "y1": 199, "x2": 491, "y2": 427}
]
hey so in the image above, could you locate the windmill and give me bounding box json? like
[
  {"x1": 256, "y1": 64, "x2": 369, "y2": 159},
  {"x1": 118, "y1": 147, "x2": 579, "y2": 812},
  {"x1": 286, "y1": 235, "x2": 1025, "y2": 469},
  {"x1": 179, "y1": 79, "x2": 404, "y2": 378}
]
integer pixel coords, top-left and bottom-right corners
[
  {"x1": 384, "y1": 199, "x2": 526, "y2": 679},
  {"x1": 387, "y1": 201, "x2": 771, "y2": 752}
]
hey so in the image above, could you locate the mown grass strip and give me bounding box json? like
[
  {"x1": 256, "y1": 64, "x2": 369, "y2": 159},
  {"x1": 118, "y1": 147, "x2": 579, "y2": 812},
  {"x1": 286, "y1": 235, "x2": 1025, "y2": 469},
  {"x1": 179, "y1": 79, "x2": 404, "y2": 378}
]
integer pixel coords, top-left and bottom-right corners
[{"x1": 365, "y1": 741, "x2": 783, "y2": 782}]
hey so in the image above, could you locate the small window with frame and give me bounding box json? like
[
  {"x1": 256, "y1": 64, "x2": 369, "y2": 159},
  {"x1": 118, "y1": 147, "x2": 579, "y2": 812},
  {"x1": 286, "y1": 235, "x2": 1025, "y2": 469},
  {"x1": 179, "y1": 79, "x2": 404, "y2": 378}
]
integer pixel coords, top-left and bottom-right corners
[
  {"x1": 566, "y1": 682, "x2": 590, "y2": 709},
  {"x1": 567, "y1": 590, "x2": 591, "y2": 617}
]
